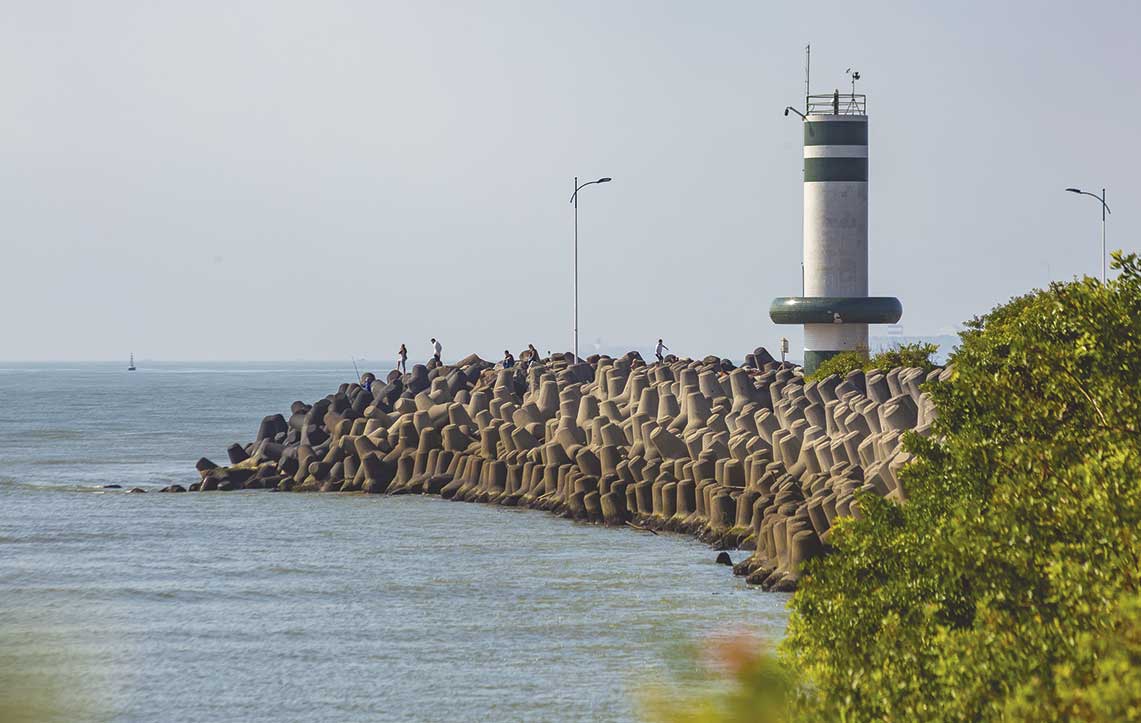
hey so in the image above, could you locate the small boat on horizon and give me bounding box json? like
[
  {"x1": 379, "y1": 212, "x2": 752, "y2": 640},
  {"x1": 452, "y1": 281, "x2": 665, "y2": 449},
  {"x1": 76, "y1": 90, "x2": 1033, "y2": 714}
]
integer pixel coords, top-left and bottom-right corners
[{"x1": 128, "y1": 354, "x2": 136, "y2": 371}]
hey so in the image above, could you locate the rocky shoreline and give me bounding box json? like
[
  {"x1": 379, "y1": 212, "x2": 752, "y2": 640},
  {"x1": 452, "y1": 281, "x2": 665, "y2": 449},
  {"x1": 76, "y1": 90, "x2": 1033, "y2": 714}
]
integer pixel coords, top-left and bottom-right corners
[{"x1": 183, "y1": 349, "x2": 943, "y2": 591}]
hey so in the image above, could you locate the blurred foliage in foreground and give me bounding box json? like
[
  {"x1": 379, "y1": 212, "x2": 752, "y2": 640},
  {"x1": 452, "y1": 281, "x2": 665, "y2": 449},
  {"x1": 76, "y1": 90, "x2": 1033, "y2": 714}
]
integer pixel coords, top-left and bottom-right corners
[
  {"x1": 647, "y1": 253, "x2": 1141, "y2": 722},
  {"x1": 638, "y1": 632, "x2": 794, "y2": 723},
  {"x1": 0, "y1": 626, "x2": 95, "y2": 723}
]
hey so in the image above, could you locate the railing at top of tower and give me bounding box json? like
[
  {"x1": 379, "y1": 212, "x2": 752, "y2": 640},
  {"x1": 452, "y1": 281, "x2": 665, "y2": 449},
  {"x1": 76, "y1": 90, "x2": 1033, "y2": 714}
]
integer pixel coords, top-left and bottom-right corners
[{"x1": 806, "y1": 93, "x2": 866, "y2": 116}]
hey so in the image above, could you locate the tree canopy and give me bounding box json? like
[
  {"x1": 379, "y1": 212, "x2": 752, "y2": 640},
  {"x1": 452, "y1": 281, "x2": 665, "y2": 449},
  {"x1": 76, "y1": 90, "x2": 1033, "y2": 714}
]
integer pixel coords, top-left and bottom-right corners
[{"x1": 786, "y1": 252, "x2": 1141, "y2": 720}]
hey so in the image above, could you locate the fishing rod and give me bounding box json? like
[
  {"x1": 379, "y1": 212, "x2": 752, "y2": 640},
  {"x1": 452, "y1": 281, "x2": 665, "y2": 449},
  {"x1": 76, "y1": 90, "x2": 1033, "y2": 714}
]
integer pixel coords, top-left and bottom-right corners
[{"x1": 351, "y1": 356, "x2": 361, "y2": 382}]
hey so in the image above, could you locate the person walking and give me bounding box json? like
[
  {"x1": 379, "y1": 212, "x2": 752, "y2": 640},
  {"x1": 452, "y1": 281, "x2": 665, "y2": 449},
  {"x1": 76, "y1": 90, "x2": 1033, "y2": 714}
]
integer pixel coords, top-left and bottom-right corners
[
  {"x1": 502, "y1": 350, "x2": 515, "y2": 368},
  {"x1": 430, "y1": 337, "x2": 442, "y2": 364},
  {"x1": 397, "y1": 343, "x2": 408, "y2": 374},
  {"x1": 655, "y1": 338, "x2": 669, "y2": 363}
]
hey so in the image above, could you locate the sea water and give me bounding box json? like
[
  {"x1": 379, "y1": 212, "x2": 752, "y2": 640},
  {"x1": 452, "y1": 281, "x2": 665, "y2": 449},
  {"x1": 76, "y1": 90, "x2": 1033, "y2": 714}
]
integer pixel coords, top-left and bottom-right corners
[{"x1": 0, "y1": 362, "x2": 788, "y2": 722}]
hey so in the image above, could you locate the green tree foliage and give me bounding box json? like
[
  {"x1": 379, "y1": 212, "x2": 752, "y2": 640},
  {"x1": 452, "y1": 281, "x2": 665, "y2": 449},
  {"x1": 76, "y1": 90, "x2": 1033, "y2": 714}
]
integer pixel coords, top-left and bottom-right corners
[
  {"x1": 806, "y1": 350, "x2": 868, "y2": 381},
  {"x1": 868, "y1": 341, "x2": 939, "y2": 373},
  {"x1": 784, "y1": 252, "x2": 1141, "y2": 721},
  {"x1": 807, "y1": 342, "x2": 939, "y2": 382}
]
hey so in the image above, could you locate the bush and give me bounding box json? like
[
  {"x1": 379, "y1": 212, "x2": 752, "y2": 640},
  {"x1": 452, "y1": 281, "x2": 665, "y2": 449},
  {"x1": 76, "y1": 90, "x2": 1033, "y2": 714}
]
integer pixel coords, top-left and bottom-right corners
[
  {"x1": 806, "y1": 341, "x2": 939, "y2": 382},
  {"x1": 784, "y1": 253, "x2": 1141, "y2": 720},
  {"x1": 868, "y1": 341, "x2": 939, "y2": 373},
  {"x1": 806, "y1": 350, "x2": 868, "y2": 381}
]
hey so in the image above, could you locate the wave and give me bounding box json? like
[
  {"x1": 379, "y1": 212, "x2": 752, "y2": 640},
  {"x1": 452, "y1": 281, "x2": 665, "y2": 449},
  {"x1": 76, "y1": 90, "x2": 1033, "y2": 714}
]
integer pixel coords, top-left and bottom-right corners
[
  {"x1": 0, "y1": 530, "x2": 128, "y2": 544},
  {"x1": 22, "y1": 429, "x2": 85, "y2": 441},
  {"x1": 0, "y1": 478, "x2": 165, "y2": 494}
]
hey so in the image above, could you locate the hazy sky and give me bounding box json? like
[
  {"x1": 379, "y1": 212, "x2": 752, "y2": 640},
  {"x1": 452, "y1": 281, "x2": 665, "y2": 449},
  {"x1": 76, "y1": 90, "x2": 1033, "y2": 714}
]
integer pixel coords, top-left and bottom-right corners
[{"x1": 3, "y1": 1, "x2": 1138, "y2": 361}]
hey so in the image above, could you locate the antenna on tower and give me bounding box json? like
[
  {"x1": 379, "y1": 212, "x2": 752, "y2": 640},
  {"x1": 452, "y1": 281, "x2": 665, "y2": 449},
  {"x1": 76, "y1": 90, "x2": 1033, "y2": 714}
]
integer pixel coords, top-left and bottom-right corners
[
  {"x1": 845, "y1": 67, "x2": 862, "y2": 113},
  {"x1": 804, "y1": 45, "x2": 811, "y2": 113}
]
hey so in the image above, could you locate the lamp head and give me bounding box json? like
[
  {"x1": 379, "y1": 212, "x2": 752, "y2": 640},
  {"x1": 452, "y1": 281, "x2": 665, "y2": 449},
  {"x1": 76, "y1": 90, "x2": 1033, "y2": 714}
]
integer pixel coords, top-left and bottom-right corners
[
  {"x1": 1065, "y1": 188, "x2": 1082, "y2": 194},
  {"x1": 597, "y1": 177, "x2": 612, "y2": 183}
]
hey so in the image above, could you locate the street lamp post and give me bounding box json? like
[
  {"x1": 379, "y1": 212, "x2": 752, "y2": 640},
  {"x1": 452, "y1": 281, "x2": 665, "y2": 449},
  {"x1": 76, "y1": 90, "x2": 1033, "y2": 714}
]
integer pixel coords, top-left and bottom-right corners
[
  {"x1": 570, "y1": 176, "x2": 612, "y2": 361},
  {"x1": 1065, "y1": 187, "x2": 1111, "y2": 283}
]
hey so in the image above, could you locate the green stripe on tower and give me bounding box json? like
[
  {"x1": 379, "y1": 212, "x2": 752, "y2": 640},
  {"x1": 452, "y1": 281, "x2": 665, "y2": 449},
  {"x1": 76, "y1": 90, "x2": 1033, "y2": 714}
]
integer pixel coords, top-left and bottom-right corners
[
  {"x1": 803, "y1": 157, "x2": 868, "y2": 182},
  {"x1": 804, "y1": 122, "x2": 868, "y2": 146}
]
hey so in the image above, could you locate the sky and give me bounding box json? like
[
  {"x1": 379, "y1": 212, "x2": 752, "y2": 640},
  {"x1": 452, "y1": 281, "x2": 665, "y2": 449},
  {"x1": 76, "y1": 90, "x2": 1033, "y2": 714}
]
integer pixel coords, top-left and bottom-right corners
[{"x1": 2, "y1": 1, "x2": 1138, "y2": 362}]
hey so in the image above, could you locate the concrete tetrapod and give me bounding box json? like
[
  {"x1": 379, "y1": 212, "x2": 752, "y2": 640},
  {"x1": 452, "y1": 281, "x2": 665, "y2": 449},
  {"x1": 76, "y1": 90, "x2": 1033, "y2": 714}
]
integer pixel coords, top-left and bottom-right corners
[{"x1": 193, "y1": 351, "x2": 938, "y2": 591}]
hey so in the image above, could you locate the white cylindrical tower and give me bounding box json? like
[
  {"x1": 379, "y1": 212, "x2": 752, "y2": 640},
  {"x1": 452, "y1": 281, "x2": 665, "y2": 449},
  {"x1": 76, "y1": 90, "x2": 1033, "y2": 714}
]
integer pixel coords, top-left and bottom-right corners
[{"x1": 770, "y1": 91, "x2": 901, "y2": 373}]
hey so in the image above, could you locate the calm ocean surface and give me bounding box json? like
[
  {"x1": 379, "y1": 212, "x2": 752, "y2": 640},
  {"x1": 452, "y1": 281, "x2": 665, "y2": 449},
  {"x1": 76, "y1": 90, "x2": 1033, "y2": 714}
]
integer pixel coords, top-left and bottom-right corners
[{"x1": 0, "y1": 362, "x2": 788, "y2": 722}]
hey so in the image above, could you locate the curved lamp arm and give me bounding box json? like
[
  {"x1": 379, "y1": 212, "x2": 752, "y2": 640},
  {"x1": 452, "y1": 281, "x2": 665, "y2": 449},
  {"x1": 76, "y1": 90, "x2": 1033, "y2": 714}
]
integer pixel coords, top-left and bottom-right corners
[
  {"x1": 1066, "y1": 187, "x2": 1111, "y2": 214},
  {"x1": 570, "y1": 177, "x2": 612, "y2": 204}
]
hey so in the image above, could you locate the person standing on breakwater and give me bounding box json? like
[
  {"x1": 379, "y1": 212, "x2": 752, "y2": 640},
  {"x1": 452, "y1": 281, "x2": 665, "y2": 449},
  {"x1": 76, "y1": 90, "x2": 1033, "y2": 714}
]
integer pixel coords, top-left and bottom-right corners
[
  {"x1": 655, "y1": 339, "x2": 669, "y2": 363},
  {"x1": 430, "y1": 338, "x2": 442, "y2": 364},
  {"x1": 502, "y1": 350, "x2": 515, "y2": 368},
  {"x1": 397, "y1": 344, "x2": 408, "y2": 374}
]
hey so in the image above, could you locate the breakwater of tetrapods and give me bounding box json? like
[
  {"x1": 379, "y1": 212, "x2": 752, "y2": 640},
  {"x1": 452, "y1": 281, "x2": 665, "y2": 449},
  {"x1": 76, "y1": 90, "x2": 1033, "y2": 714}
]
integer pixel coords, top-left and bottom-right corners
[{"x1": 179, "y1": 350, "x2": 943, "y2": 590}]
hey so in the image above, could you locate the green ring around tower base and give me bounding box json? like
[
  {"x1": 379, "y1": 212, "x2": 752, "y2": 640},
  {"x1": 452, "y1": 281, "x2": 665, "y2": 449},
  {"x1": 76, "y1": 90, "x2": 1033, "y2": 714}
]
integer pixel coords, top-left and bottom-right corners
[{"x1": 769, "y1": 296, "x2": 903, "y2": 325}]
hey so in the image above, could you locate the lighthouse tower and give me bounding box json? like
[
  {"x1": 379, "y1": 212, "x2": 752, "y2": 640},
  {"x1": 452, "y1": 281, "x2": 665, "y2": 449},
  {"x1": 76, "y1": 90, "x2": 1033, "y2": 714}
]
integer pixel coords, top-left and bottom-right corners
[{"x1": 770, "y1": 86, "x2": 902, "y2": 373}]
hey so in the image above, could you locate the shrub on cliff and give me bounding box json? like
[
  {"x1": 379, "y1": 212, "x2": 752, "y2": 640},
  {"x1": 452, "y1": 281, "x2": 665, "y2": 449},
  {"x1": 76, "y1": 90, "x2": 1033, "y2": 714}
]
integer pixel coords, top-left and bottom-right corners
[{"x1": 785, "y1": 252, "x2": 1141, "y2": 720}]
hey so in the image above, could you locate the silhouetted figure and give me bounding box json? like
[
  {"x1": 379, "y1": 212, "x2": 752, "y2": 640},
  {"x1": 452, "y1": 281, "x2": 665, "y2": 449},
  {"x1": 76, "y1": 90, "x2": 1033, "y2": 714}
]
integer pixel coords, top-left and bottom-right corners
[{"x1": 522, "y1": 343, "x2": 540, "y2": 370}]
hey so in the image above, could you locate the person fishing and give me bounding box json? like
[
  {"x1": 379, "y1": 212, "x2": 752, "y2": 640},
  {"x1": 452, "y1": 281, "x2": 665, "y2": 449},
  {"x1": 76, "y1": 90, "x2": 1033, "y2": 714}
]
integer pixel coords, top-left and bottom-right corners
[
  {"x1": 398, "y1": 343, "x2": 408, "y2": 374},
  {"x1": 655, "y1": 338, "x2": 669, "y2": 363},
  {"x1": 430, "y1": 337, "x2": 442, "y2": 364},
  {"x1": 502, "y1": 350, "x2": 515, "y2": 368}
]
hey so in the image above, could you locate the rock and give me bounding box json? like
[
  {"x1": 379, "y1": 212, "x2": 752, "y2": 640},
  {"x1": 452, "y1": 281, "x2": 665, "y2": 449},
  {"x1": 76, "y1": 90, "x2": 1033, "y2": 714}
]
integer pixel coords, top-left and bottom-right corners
[
  {"x1": 188, "y1": 345, "x2": 932, "y2": 585},
  {"x1": 226, "y1": 444, "x2": 249, "y2": 465},
  {"x1": 361, "y1": 453, "x2": 396, "y2": 494},
  {"x1": 127, "y1": 487, "x2": 146, "y2": 493},
  {"x1": 715, "y1": 551, "x2": 733, "y2": 565},
  {"x1": 159, "y1": 485, "x2": 187, "y2": 493},
  {"x1": 257, "y1": 414, "x2": 288, "y2": 442},
  {"x1": 753, "y1": 347, "x2": 776, "y2": 366}
]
